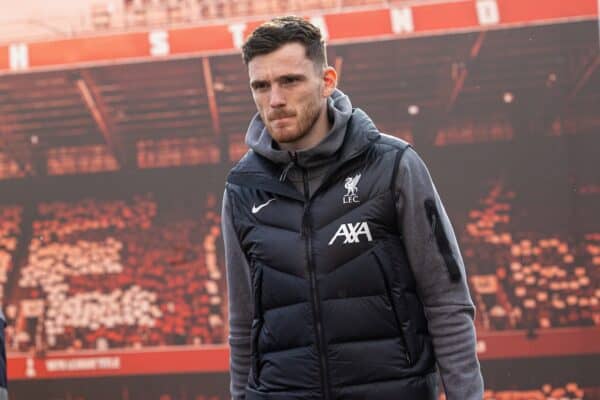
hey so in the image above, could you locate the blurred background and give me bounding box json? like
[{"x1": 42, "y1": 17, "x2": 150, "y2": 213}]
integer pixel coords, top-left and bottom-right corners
[{"x1": 0, "y1": 0, "x2": 598, "y2": 399}]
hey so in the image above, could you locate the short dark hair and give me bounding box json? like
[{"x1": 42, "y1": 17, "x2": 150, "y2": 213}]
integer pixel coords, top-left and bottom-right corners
[{"x1": 242, "y1": 16, "x2": 327, "y2": 68}]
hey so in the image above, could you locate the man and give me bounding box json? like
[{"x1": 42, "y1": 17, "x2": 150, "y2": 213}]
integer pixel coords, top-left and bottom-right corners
[{"x1": 222, "y1": 16, "x2": 483, "y2": 400}]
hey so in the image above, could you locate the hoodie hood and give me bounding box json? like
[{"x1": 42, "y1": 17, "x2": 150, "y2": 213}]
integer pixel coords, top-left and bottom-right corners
[{"x1": 245, "y1": 89, "x2": 353, "y2": 169}]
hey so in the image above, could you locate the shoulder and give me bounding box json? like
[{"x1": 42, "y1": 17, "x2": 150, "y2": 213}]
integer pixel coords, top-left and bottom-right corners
[
  {"x1": 376, "y1": 132, "x2": 412, "y2": 150},
  {"x1": 228, "y1": 149, "x2": 259, "y2": 176},
  {"x1": 369, "y1": 136, "x2": 434, "y2": 189},
  {"x1": 373, "y1": 132, "x2": 412, "y2": 156},
  {"x1": 368, "y1": 133, "x2": 413, "y2": 168},
  {"x1": 370, "y1": 132, "x2": 428, "y2": 173},
  {"x1": 397, "y1": 146, "x2": 430, "y2": 174}
]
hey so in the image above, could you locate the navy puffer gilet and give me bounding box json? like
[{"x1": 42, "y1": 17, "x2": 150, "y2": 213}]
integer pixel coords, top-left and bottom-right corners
[{"x1": 226, "y1": 110, "x2": 437, "y2": 400}]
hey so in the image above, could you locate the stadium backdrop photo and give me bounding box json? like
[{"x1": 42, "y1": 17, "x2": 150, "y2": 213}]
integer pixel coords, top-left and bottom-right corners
[{"x1": 0, "y1": 0, "x2": 599, "y2": 399}]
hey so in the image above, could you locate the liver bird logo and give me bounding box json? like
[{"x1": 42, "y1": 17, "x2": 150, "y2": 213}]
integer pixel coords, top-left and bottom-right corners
[{"x1": 344, "y1": 174, "x2": 361, "y2": 197}]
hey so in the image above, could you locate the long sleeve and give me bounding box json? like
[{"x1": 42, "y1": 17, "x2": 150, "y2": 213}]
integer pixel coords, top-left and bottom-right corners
[
  {"x1": 222, "y1": 189, "x2": 253, "y2": 400},
  {"x1": 394, "y1": 148, "x2": 484, "y2": 400}
]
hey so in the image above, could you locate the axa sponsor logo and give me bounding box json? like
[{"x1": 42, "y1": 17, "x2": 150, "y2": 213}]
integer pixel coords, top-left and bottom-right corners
[
  {"x1": 343, "y1": 173, "x2": 361, "y2": 204},
  {"x1": 328, "y1": 222, "x2": 373, "y2": 245}
]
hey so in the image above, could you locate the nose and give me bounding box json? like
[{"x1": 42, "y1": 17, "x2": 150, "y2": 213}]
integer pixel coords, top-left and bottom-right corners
[{"x1": 269, "y1": 85, "x2": 286, "y2": 108}]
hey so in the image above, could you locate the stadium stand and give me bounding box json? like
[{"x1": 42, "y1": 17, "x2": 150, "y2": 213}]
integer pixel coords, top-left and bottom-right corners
[
  {"x1": 464, "y1": 182, "x2": 599, "y2": 332},
  {"x1": 4, "y1": 178, "x2": 597, "y2": 355},
  {"x1": 118, "y1": 0, "x2": 398, "y2": 27},
  {"x1": 0, "y1": 206, "x2": 22, "y2": 305},
  {"x1": 439, "y1": 382, "x2": 594, "y2": 400},
  {"x1": 5, "y1": 192, "x2": 224, "y2": 352}
]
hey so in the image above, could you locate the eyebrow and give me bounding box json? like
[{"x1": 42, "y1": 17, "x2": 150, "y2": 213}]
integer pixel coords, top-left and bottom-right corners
[
  {"x1": 250, "y1": 73, "x2": 307, "y2": 89},
  {"x1": 276, "y1": 73, "x2": 306, "y2": 83}
]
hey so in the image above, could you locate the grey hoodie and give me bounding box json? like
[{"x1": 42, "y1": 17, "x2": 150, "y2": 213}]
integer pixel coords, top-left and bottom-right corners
[{"x1": 222, "y1": 89, "x2": 484, "y2": 400}]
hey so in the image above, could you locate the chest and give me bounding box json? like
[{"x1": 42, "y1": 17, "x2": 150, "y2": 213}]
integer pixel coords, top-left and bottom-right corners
[{"x1": 234, "y1": 165, "x2": 398, "y2": 276}]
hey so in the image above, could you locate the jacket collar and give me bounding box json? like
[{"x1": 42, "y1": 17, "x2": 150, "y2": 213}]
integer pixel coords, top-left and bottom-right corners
[{"x1": 228, "y1": 101, "x2": 380, "y2": 200}]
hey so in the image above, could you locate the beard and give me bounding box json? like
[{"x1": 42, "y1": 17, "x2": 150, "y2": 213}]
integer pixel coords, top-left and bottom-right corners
[{"x1": 264, "y1": 95, "x2": 323, "y2": 145}]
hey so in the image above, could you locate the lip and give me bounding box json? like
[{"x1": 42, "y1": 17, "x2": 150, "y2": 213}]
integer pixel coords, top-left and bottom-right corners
[
  {"x1": 271, "y1": 116, "x2": 294, "y2": 125},
  {"x1": 271, "y1": 115, "x2": 294, "y2": 121}
]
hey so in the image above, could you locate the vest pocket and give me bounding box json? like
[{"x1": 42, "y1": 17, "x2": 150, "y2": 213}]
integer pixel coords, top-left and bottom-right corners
[
  {"x1": 424, "y1": 198, "x2": 461, "y2": 282},
  {"x1": 250, "y1": 264, "x2": 264, "y2": 384},
  {"x1": 372, "y1": 248, "x2": 414, "y2": 365}
]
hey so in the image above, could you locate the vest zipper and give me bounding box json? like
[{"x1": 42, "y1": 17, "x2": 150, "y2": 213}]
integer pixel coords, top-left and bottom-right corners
[{"x1": 301, "y1": 168, "x2": 331, "y2": 400}]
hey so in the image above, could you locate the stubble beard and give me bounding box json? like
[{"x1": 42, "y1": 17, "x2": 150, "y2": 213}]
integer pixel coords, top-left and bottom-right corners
[{"x1": 266, "y1": 96, "x2": 323, "y2": 146}]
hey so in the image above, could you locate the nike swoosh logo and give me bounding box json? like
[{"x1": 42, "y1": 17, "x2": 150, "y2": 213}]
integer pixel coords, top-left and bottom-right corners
[{"x1": 252, "y1": 198, "x2": 276, "y2": 214}]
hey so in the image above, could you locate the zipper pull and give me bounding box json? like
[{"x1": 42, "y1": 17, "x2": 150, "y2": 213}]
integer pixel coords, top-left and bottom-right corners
[
  {"x1": 279, "y1": 161, "x2": 294, "y2": 182},
  {"x1": 279, "y1": 152, "x2": 298, "y2": 182}
]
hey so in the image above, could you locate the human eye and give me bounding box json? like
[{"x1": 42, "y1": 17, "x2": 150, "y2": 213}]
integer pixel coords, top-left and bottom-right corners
[
  {"x1": 281, "y1": 76, "x2": 300, "y2": 86},
  {"x1": 251, "y1": 81, "x2": 269, "y2": 91}
]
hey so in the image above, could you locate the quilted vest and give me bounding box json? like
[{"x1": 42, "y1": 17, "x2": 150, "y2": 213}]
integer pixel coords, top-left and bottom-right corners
[{"x1": 226, "y1": 112, "x2": 437, "y2": 400}]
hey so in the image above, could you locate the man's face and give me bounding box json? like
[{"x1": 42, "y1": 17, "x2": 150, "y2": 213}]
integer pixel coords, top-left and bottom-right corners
[{"x1": 248, "y1": 42, "x2": 327, "y2": 145}]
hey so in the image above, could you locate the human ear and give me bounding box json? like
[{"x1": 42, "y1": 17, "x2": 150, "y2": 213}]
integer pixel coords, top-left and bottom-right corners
[{"x1": 322, "y1": 66, "x2": 338, "y2": 97}]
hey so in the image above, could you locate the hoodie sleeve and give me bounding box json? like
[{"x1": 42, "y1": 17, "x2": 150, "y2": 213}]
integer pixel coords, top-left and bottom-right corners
[
  {"x1": 394, "y1": 148, "x2": 484, "y2": 400},
  {"x1": 222, "y1": 188, "x2": 253, "y2": 400}
]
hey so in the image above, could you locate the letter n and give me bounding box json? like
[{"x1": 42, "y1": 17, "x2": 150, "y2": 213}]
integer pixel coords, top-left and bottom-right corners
[
  {"x1": 390, "y1": 7, "x2": 414, "y2": 34},
  {"x1": 9, "y1": 43, "x2": 29, "y2": 70}
]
